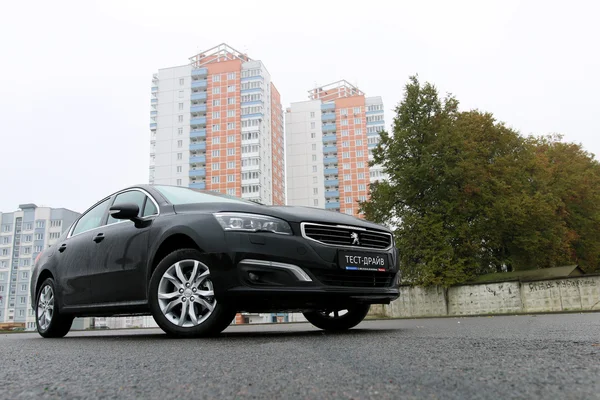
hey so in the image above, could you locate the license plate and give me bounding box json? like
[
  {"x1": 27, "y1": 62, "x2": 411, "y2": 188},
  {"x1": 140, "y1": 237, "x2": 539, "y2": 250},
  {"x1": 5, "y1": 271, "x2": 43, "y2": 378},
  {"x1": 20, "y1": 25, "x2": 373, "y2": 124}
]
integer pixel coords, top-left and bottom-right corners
[{"x1": 338, "y1": 251, "x2": 389, "y2": 272}]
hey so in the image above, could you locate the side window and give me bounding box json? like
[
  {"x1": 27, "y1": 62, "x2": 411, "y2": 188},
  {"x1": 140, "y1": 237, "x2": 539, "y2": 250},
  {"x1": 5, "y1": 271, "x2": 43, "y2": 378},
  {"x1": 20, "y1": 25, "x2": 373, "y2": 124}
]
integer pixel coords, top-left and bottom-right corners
[
  {"x1": 143, "y1": 199, "x2": 158, "y2": 217},
  {"x1": 107, "y1": 191, "x2": 147, "y2": 225},
  {"x1": 71, "y1": 199, "x2": 110, "y2": 236}
]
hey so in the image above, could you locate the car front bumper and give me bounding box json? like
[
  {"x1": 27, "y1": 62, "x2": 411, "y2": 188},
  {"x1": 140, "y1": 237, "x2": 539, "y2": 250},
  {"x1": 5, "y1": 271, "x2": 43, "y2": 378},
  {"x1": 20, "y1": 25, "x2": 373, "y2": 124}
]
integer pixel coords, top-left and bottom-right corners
[{"x1": 206, "y1": 231, "x2": 400, "y2": 313}]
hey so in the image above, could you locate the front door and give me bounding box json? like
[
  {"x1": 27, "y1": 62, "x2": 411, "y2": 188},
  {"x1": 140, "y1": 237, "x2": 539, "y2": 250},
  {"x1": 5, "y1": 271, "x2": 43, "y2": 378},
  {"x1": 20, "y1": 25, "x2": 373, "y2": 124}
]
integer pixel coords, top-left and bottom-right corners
[{"x1": 87, "y1": 190, "x2": 158, "y2": 304}]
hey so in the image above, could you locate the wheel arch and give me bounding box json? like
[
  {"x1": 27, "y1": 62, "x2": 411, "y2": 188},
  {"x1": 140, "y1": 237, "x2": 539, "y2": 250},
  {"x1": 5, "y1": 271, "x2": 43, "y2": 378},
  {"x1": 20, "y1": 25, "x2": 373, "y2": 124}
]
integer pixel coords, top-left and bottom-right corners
[{"x1": 148, "y1": 229, "x2": 204, "y2": 279}]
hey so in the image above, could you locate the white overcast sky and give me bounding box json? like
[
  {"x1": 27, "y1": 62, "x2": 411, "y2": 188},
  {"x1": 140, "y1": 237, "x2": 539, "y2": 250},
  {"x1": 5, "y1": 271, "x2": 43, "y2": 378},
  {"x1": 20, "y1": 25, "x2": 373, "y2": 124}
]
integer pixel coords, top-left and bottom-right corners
[{"x1": 1, "y1": 0, "x2": 598, "y2": 213}]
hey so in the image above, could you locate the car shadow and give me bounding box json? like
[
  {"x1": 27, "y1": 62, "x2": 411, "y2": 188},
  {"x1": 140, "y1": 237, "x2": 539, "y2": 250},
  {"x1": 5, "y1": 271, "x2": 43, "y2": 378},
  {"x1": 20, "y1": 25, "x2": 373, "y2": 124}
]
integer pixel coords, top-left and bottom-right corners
[{"x1": 58, "y1": 327, "x2": 400, "y2": 341}]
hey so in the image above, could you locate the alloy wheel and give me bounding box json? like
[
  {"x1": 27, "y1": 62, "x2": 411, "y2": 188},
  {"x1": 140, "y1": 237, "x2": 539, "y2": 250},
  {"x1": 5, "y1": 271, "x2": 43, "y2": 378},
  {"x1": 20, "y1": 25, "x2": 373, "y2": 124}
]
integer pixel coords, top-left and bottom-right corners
[
  {"x1": 157, "y1": 259, "x2": 216, "y2": 328},
  {"x1": 37, "y1": 285, "x2": 55, "y2": 331}
]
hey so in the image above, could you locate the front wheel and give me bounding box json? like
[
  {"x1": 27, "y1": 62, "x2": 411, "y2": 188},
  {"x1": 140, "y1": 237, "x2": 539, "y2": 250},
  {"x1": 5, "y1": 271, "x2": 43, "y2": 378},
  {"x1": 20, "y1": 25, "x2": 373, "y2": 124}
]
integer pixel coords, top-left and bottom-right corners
[
  {"x1": 303, "y1": 304, "x2": 371, "y2": 332},
  {"x1": 148, "y1": 249, "x2": 236, "y2": 338},
  {"x1": 36, "y1": 278, "x2": 74, "y2": 338}
]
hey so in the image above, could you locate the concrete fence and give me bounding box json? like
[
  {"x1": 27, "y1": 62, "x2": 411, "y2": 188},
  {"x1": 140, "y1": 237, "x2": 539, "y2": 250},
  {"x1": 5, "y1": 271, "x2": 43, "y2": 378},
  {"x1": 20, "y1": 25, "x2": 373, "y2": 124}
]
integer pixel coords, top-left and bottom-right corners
[{"x1": 370, "y1": 275, "x2": 600, "y2": 318}]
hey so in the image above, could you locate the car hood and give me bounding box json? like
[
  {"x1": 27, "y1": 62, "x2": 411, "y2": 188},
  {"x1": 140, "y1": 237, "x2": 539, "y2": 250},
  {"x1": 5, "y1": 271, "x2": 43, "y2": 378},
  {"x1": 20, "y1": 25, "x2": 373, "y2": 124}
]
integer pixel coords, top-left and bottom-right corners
[{"x1": 173, "y1": 203, "x2": 390, "y2": 232}]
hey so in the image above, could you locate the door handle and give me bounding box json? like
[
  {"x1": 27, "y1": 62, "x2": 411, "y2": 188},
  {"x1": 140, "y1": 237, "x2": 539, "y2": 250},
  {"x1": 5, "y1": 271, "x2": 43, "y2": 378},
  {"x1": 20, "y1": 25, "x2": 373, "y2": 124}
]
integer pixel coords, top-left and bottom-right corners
[
  {"x1": 93, "y1": 233, "x2": 105, "y2": 243},
  {"x1": 58, "y1": 244, "x2": 67, "y2": 253}
]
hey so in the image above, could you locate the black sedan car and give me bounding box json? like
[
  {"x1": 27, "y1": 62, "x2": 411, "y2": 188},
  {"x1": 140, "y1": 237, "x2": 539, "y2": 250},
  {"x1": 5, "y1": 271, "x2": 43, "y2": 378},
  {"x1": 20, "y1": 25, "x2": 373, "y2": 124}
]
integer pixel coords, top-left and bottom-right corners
[{"x1": 31, "y1": 185, "x2": 400, "y2": 338}]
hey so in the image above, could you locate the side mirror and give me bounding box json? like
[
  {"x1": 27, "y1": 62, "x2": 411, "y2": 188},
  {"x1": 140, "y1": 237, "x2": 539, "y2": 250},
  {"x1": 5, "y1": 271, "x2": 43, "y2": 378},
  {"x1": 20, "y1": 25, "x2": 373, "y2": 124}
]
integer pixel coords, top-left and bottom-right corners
[{"x1": 109, "y1": 203, "x2": 139, "y2": 221}]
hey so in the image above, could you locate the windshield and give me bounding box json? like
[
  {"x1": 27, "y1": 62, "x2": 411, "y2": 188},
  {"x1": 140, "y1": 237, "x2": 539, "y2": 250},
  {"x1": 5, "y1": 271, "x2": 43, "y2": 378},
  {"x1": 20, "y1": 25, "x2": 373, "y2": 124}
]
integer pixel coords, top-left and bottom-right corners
[{"x1": 154, "y1": 185, "x2": 258, "y2": 206}]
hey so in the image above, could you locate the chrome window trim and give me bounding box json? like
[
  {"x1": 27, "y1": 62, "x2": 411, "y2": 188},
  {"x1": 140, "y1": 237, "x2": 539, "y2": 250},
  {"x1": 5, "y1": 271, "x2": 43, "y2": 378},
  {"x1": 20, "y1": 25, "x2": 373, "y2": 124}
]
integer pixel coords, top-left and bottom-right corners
[
  {"x1": 300, "y1": 222, "x2": 393, "y2": 251},
  {"x1": 239, "y1": 259, "x2": 312, "y2": 282},
  {"x1": 67, "y1": 188, "x2": 160, "y2": 239}
]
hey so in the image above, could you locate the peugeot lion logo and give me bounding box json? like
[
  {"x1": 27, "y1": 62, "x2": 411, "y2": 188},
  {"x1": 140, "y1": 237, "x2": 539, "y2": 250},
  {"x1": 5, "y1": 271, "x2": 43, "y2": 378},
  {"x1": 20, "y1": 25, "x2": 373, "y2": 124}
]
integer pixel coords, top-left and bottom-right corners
[{"x1": 351, "y1": 232, "x2": 361, "y2": 245}]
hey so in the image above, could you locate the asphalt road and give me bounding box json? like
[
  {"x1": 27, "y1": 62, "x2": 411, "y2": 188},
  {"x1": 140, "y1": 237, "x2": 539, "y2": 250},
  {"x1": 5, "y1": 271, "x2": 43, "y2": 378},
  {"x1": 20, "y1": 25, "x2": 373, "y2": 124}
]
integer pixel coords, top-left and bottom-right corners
[{"x1": 1, "y1": 314, "x2": 599, "y2": 400}]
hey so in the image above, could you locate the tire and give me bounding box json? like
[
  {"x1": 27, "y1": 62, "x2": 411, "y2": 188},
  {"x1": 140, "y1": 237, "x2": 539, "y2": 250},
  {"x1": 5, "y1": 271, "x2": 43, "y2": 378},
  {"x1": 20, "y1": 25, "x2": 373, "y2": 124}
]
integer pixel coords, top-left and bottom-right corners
[
  {"x1": 36, "y1": 278, "x2": 74, "y2": 338},
  {"x1": 303, "y1": 304, "x2": 371, "y2": 332},
  {"x1": 148, "y1": 249, "x2": 235, "y2": 338}
]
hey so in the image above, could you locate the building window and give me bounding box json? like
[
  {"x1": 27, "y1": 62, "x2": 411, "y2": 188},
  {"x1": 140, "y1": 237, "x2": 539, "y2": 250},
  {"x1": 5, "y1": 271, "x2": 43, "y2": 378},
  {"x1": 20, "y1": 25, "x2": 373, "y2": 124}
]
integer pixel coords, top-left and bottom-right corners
[
  {"x1": 179, "y1": 78, "x2": 184, "y2": 85},
  {"x1": 313, "y1": 188, "x2": 318, "y2": 195},
  {"x1": 358, "y1": 195, "x2": 367, "y2": 202},
  {"x1": 227, "y1": 85, "x2": 235, "y2": 92},
  {"x1": 310, "y1": 122, "x2": 315, "y2": 129},
  {"x1": 345, "y1": 197, "x2": 352, "y2": 204},
  {"x1": 176, "y1": 166, "x2": 182, "y2": 173},
  {"x1": 342, "y1": 152, "x2": 350, "y2": 158},
  {"x1": 1, "y1": 237, "x2": 9, "y2": 244},
  {"x1": 227, "y1": 161, "x2": 235, "y2": 169},
  {"x1": 212, "y1": 176, "x2": 220, "y2": 183},
  {"x1": 227, "y1": 110, "x2": 235, "y2": 117},
  {"x1": 177, "y1": 153, "x2": 182, "y2": 160},
  {"x1": 227, "y1": 148, "x2": 235, "y2": 156},
  {"x1": 356, "y1": 150, "x2": 364, "y2": 157},
  {"x1": 212, "y1": 150, "x2": 220, "y2": 157},
  {"x1": 341, "y1": 120, "x2": 348, "y2": 126},
  {"x1": 312, "y1": 144, "x2": 316, "y2": 151},
  {"x1": 311, "y1": 132, "x2": 316, "y2": 139},
  {"x1": 355, "y1": 139, "x2": 363, "y2": 146},
  {"x1": 227, "y1": 188, "x2": 235, "y2": 195},
  {"x1": 212, "y1": 163, "x2": 220, "y2": 170},
  {"x1": 177, "y1": 140, "x2": 183, "y2": 148},
  {"x1": 212, "y1": 111, "x2": 220, "y2": 119},
  {"x1": 0, "y1": 249, "x2": 7, "y2": 256},
  {"x1": 49, "y1": 232, "x2": 60, "y2": 240},
  {"x1": 212, "y1": 124, "x2": 220, "y2": 131},
  {"x1": 357, "y1": 172, "x2": 365, "y2": 179},
  {"x1": 1, "y1": 225, "x2": 10, "y2": 233},
  {"x1": 354, "y1": 118, "x2": 361, "y2": 125},
  {"x1": 178, "y1": 115, "x2": 183, "y2": 122},
  {"x1": 178, "y1": 127, "x2": 183, "y2": 135},
  {"x1": 313, "y1": 199, "x2": 318, "y2": 206},
  {"x1": 312, "y1": 165, "x2": 317, "y2": 172},
  {"x1": 227, "y1": 122, "x2": 235, "y2": 130},
  {"x1": 355, "y1": 128, "x2": 362, "y2": 135},
  {"x1": 213, "y1": 75, "x2": 220, "y2": 82},
  {"x1": 340, "y1": 108, "x2": 347, "y2": 116},
  {"x1": 227, "y1": 97, "x2": 235, "y2": 105},
  {"x1": 342, "y1": 141, "x2": 349, "y2": 148},
  {"x1": 178, "y1": 90, "x2": 184, "y2": 98},
  {"x1": 21, "y1": 284, "x2": 27, "y2": 291},
  {"x1": 227, "y1": 72, "x2": 236, "y2": 80},
  {"x1": 353, "y1": 107, "x2": 360, "y2": 114},
  {"x1": 176, "y1": 179, "x2": 182, "y2": 186},
  {"x1": 358, "y1": 184, "x2": 366, "y2": 191},
  {"x1": 50, "y1": 220, "x2": 61, "y2": 228},
  {"x1": 36, "y1": 221, "x2": 44, "y2": 229},
  {"x1": 310, "y1": 112, "x2": 315, "y2": 118},
  {"x1": 227, "y1": 175, "x2": 235, "y2": 182},
  {"x1": 178, "y1": 103, "x2": 184, "y2": 111},
  {"x1": 213, "y1": 99, "x2": 220, "y2": 106},
  {"x1": 227, "y1": 135, "x2": 235, "y2": 143},
  {"x1": 313, "y1": 176, "x2": 318, "y2": 184},
  {"x1": 344, "y1": 185, "x2": 351, "y2": 191},
  {"x1": 341, "y1": 130, "x2": 349, "y2": 137},
  {"x1": 34, "y1": 246, "x2": 43, "y2": 253},
  {"x1": 213, "y1": 87, "x2": 221, "y2": 94},
  {"x1": 23, "y1": 247, "x2": 31, "y2": 255},
  {"x1": 24, "y1": 223, "x2": 32, "y2": 231},
  {"x1": 312, "y1": 155, "x2": 317, "y2": 161},
  {"x1": 357, "y1": 161, "x2": 364, "y2": 168}
]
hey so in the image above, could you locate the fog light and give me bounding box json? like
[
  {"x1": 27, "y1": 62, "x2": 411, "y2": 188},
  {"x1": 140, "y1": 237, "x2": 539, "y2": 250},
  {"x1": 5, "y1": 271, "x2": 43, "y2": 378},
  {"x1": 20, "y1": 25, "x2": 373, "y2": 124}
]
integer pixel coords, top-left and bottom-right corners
[{"x1": 249, "y1": 272, "x2": 260, "y2": 282}]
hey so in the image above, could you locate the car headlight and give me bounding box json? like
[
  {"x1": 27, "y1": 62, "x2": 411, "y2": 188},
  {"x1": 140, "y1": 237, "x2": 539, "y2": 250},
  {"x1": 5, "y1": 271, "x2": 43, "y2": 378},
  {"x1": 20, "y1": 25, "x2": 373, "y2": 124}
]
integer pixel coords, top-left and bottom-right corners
[{"x1": 213, "y1": 213, "x2": 293, "y2": 235}]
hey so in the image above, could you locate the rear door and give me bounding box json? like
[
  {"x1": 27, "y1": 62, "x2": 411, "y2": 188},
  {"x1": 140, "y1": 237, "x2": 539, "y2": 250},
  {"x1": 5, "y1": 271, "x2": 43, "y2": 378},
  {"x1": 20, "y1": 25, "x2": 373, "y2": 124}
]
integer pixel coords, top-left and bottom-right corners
[
  {"x1": 87, "y1": 189, "x2": 159, "y2": 304},
  {"x1": 56, "y1": 198, "x2": 111, "y2": 306}
]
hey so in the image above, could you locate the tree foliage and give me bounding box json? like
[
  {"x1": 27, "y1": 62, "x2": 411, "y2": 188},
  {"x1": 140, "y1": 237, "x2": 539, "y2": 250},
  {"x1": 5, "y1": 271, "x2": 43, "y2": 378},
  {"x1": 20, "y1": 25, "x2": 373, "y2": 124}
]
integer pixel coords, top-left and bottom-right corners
[{"x1": 360, "y1": 76, "x2": 600, "y2": 286}]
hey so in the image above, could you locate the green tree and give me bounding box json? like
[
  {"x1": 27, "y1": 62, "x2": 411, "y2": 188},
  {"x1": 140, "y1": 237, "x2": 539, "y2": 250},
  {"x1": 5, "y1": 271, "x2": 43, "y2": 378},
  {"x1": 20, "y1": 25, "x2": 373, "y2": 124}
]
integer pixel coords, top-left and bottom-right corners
[{"x1": 361, "y1": 76, "x2": 599, "y2": 285}]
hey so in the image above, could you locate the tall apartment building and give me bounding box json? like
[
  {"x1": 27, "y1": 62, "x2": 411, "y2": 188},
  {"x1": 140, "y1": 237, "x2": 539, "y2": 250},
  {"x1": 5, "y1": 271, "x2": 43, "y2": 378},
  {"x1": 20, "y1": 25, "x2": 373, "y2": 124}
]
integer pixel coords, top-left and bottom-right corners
[
  {"x1": 0, "y1": 205, "x2": 79, "y2": 329},
  {"x1": 285, "y1": 80, "x2": 387, "y2": 216},
  {"x1": 149, "y1": 43, "x2": 285, "y2": 205}
]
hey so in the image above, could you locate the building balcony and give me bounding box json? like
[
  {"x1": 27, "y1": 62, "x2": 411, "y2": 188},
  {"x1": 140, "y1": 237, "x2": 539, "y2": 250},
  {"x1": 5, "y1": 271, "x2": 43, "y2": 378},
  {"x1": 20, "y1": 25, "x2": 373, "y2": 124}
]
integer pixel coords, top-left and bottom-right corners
[
  {"x1": 322, "y1": 134, "x2": 336, "y2": 143},
  {"x1": 189, "y1": 155, "x2": 206, "y2": 164},
  {"x1": 323, "y1": 145, "x2": 337, "y2": 153},
  {"x1": 368, "y1": 143, "x2": 378, "y2": 149},
  {"x1": 323, "y1": 156, "x2": 338, "y2": 164},
  {"x1": 190, "y1": 105, "x2": 207, "y2": 113},
  {"x1": 322, "y1": 123, "x2": 336, "y2": 133},
  {"x1": 189, "y1": 142, "x2": 206, "y2": 151},
  {"x1": 321, "y1": 102, "x2": 335, "y2": 111},
  {"x1": 241, "y1": 88, "x2": 262, "y2": 94},
  {"x1": 191, "y1": 92, "x2": 207, "y2": 101},
  {"x1": 325, "y1": 190, "x2": 340, "y2": 198},
  {"x1": 151, "y1": 86, "x2": 158, "y2": 92},
  {"x1": 190, "y1": 129, "x2": 206, "y2": 139},
  {"x1": 151, "y1": 99, "x2": 158, "y2": 104},
  {"x1": 241, "y1": 100, "x2": 263, "y2": 106},
  {"x1": 150, "y1": 123, "x2": 157, "y2": 130},
  {"x1": 324, "y1": 167, "x2": 338, "y2": 175},
  {"x1": 321, "y1": 112, "x2": 336, "y2": 122},
  {"x1": 241, "y1": 113, "x2": 264, "y2": 120},
  {"x1": 191, "y1": 80, "x2": 207, "y2": 89},
  {"x1": 367, "y1": 120, "x2": 384, "y2": 126},
  {"x1": 191, "y1": 68, "x2": 208, "y2": 77},
  {"x1": 325, "y1": 201, "x2": 340, "y2": 209},
  {"x1": 189, "y1": 168, "x2": 206, "y2": 177},
  {"x1": 366, "y1": 109, "x2": 384, "y2": 115},
  {"x1": 150, "y1": 110, "x2": 157, "y2": 116},
  {"x1": 241, "y1": 75, "x2": 264, "y2": 82},
  {"x1": 189, "y1": 182, "x2": 206, "y2": 190},
  {"x1": 190, "y1": 117, "x2": 206, "y2": 127},
  {"x1": 324, "y1": 179, "x2": 339, "y2": 187}
]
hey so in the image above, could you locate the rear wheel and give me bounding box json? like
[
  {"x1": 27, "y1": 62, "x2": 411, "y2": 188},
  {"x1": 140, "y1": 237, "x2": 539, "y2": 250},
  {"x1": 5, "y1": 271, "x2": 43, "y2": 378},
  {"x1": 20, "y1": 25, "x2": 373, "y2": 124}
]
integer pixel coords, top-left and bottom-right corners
[
  {"x1": 36, "y1": 278, "x2": 74, "y2": 338},
  {"x1": 148, "y1": 249, "x2": 235, "y2": 338},
  {"x1": 303, "y1": 304, "x2": 371, "y2": 332}
]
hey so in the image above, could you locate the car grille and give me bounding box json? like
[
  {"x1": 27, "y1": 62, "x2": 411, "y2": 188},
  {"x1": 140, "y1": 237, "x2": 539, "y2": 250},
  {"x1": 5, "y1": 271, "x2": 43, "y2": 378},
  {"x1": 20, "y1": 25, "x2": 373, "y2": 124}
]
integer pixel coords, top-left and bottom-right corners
[
  {"x1": 311, "y1": 269, "x2": 395, "y2": 288},
  {"x1": 301, "y1": 223, "x2": 392, "y2": 249}
]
